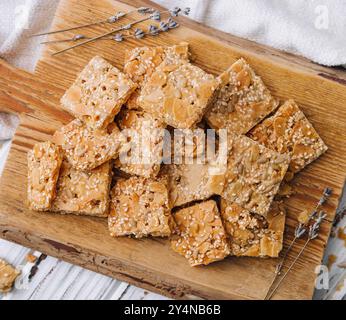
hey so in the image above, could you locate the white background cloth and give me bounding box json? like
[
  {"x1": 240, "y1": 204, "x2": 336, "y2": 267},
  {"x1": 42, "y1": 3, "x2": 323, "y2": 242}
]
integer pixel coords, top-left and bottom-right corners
[{"x1": 0, "y1": 0, "x2": 345, "y2": 300}]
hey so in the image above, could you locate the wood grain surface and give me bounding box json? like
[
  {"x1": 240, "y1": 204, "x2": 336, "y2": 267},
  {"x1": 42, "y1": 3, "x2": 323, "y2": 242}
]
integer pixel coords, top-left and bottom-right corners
[{"x1": 0, "y1": 0, "x2": 346, "y2": 300}]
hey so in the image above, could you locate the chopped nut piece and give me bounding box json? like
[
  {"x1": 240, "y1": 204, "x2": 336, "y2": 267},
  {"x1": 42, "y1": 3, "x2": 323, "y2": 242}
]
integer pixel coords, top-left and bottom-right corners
[
  {"x1": 109, "y1": 176, "x2": 173, "y2": 238},
  {"x1": 0, "y1": 259, "x2": 20, "y2": 293},
  {"x1": 171, "y1": 200, "x2": 230, "y2": 266},
  {"x1": 205, "y1": 58, "x2": 278, "y2": 134},
  {"x1": 248, "y1": 99, "x2": 328, "y2": 174},
  {"x1": 115, "y1": 109, "x2": 166, "y2": 178},
  {"x1": 61, "y1": 56, "x2": 137, "y2": 129},
  {"x1": 138, "y1": 62, "x2": 218, "y2": 129},
  {"x1": 220, "y1": 200, "x2": 285, "y2": 257},
  {"x1": 53, "y1": 119, "x2": 123, "y2": 171},
  {"x1": 51, "y1": 161, "x2": 112, "y2": 217},
  {"x1": 223, "y1": 134, "x2": 289, "y2": 217},
  {"x1": 27, "y1": 141, "x2": 63, "y2": 211}
]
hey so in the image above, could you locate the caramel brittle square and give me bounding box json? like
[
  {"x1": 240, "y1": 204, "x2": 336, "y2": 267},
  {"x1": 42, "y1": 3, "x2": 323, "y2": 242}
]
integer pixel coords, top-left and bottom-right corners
[
  {"x1": 108, "y1": 176, "x2": 173, "y2": 238},
  {"x1": 223, "y1": 134, "x2": 289, "y2": 217},
  {"x1": 115, "y1": 109, "x2": 166, "y2": 178},
  {"x1": 138, "y1": 62, "x2": 218, "y2": 129},
  {"x1": 53, "y1": 119, "x2": 123, "y2": 171},
  {"x1": 51, "y1": 161, "x2": 112, "y2": 217},
  {"x1": 220, "y1": 199, "x2": 285, "y2": 257},
  {"x1": 61, "y1": 56, "x2": 136, "y2": 129},
  {"x1": 171, "y1": 200, "x2": 230, "y2": 266},
  {"x1": 27, "y1": 141, "x2": 63, "y2": 211},
  {"x1": 205, "y1": 58, "x2": 278, "y2": 134},
  {"x1": 167, "y1": 163, "x2": 225, "y2": 207},
  {"x1": 248, "y1": 99, "x2": 328, "y2": 175},
  {"x1": 124, "y1": 42, "x2": 189, "y2": 86}
]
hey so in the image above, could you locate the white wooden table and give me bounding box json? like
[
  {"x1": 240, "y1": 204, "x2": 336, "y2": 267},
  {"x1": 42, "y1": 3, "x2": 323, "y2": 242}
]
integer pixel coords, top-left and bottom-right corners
[{"x1": 0, "y1": 136, "x2": 345, "y2": 300}]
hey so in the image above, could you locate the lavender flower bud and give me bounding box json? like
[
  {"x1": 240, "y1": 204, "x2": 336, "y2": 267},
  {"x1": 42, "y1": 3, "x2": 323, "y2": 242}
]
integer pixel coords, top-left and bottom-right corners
[
  {"x1": 122, "y1": 23, "x2": 132, "y2": 30},
  {"x1": 73, "y1": 34, "x2": 85, "y2": 41},
  {"x1": 169, "y1": 7, "x2": 181, "y2": 17},
  {"x1": 148, "y1": 25, "x2": 159, "y2": 36},
  {"x1": 160, "y1": 21, "x2": 169, "y2": 32},
  {"x1": 113, "y1": 33, "x2": 123, "y2": 42},
  {"x1": 138, "y1": 7, "x2": 154, "y2": 14},
  {"x1": 134, "y1": 28, "x2": 145, "y2": 39},
  {"x1": 183, "y1": 7, "x2": 191, "y2": 15},
  {"x1": 168, "y1": 17, "x2": 179, "y2": 29},
  {"x1": 150, "y1": 10, "x2": 161, "y2": 21}
]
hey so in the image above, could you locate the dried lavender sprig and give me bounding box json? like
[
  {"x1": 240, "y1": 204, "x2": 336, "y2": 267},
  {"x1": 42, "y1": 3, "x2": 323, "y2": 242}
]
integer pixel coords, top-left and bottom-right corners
[
  {"x1": 31, "y1": 9, "x2": 136, "y2": 37},
  {"x1": 52, "y1": 8, "x2": 185, "y2": 56},
  {"x1": 108, "y1": 18, "x2": 178, "y2": 43},
  {"x1": 266, "y1": 211, "x2": 326, "y2": 300},
  {"x1": 40, "y1": 34, "x2": 87, "y2": 45},
  {"x1": 263, "y1": 187, "x2": 332, "y2": 299}
]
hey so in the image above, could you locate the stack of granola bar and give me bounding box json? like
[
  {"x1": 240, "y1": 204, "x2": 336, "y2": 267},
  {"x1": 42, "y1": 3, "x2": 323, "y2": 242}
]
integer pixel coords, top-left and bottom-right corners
[{"x1": 27, "y1": 42, "x2": 328, "y2": 267}]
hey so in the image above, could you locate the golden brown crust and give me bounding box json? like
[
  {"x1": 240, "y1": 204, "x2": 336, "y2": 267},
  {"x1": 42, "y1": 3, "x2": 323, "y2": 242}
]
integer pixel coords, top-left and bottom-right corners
[
  {"x1": 51, "y1": 161, "x2": 112, "y2": 217},
  {"x1": 27, "y1": 141, "x2": 63, "y2": 211},
  {"x1": 248, "y1": 99, "x2": 328, "y2": 174},
  {"x1": 205, "y1": 58, "x2": 278, "y2": 134},
  {"x1": 108, "y1": 176, "x2": 173, "y2": 238},
  {"x1": 171, "y1": 200, "x2": 230, "y2": 266},
  {"x1": 138, "y1": 62, "x2": 218, "y2": 129},
  {"x1": 220, "y1": 200, "x2": 285, "y2": 257},
  {"x1": 223, "y1": 134, "x2": 290, "y2": 217},
  {"x1": 61, "y1": 56, "x2": 136, "y2": 129},
  {"x1": 53, "y1": 119, "x2": 123, "y2": 171},
  {"x1": 115, "y1": 109, "x2": 166, "y2": 178}
]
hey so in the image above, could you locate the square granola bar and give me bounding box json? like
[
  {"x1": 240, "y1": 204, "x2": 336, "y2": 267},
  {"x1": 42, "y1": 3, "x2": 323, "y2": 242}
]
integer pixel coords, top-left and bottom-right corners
[
  {"x1": 124, "y1": 42, "x2": 189, "y2": 86},
  {"x1": 53, "y1": 119, "x2": 123, "y2": 171},
  {"x1": 248, "y1": 99, "x2": 328, "y2": 174},
  {"x1": 27, "y1": 141, "x2": 63, "y2": 211},
  {"x1": 61, "y1": 56, "x2": 136, "y2": 129},
  {"x1": 115, "y1": 109, "x2": 166, "y2": 178},
  {"x1": 220, "y1": 199, "x2": 285, "y2": 257},
  {"x1": 108, "y1": 176, "x2": 173, "y2": 238},
  {"x1": 167, "y1": 162, "x2": 225, "y2": 207},
  {"x1": 205, "y1": 58, "x2": 278, "y2": 134},
  {"x1": 223, "y1": 134, "x2": 289, "y2": 217},
  {"x1": 124, "y1": 43, "x2": 189, "y2": 110},
  {"x1": 138, "y1": 62, "x2": 218, "y2": 129},
  {"x1": 51, "y1": 161, "x2": 112, "y2": 217},
  {"x1": 171, "y1": 200, "x2": 230, "y2": 266}
]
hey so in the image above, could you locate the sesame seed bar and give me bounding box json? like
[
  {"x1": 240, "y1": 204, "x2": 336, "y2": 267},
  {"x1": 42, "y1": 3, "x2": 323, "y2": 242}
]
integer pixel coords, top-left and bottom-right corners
[
  {"x1": 51, "y1": 161, "x2": 112, "y2": 217},
  {"x1": 205, "y1": 58, "x2": 278, "y2": 134},
  {"x1": 0, "y1": 259, "x2": 20, "y2": 293},
  {"x1": 248, "y1": 99, "x2": 328, "y2": 175},
  {"x1": 27, "y1": 141, "x2": 63, "y2": 211},
  {"x1": 61, "y1": 56, "x2": 137, "y2": 129},
  {"x1": 223, "y1": 134, "x2": 290, "y2": 217},
  {"x1": 138, "y1": 62, "x2": 218, "y2": 129},
  {"x1": 220, "y1": 199, "x2": 285, "y2": 257},
  {"x1": 124, "y1": 42, "x2": 189, "y2": 87},
  {"x1": 171, "y1": 200, "x2": 230, "y2": 266},
  {"x1": 108, "y1": 176, "x2": 173, "y2": 238},
  {"x1": 124, "y1": 43, "x2": 189, "y2": 110},
  {"x1": 53, "y1": 119, "x2": 123, "y2": 171},
  {"x1": 115, "y1": 109, "x2": 166, "y2": 178},
  {"x1": 167, "y1": 162, "x2": 225, "y2": 207}
]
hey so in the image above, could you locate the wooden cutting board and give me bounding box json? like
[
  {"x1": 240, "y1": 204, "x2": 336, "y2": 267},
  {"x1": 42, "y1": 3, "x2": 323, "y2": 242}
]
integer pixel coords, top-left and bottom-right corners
[{"x1": 1, "y1": 0, "x2": 346, "y2": 300}]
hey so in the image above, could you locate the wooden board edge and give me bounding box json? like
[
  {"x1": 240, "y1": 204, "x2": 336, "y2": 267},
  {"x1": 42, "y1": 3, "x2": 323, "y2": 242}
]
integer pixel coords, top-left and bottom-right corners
[{"x1": 0, "y1": 224, "x2": 254, "y2": 300}]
